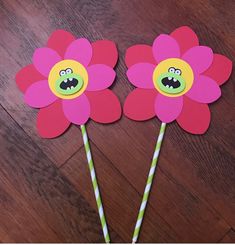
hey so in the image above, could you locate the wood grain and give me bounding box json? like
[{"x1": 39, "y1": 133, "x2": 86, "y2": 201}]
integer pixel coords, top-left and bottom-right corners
[
  {"x1": 0, "y1": 105, "x2": 121, "y2": 242},
  {"x1": 0, "y1": 0, "x2": 234, "y2": 242},
  {"x1": 220, "y1": 229, "x2": 235, "y2": 243},
  {"x1": 61, "y1": 143, "x2": 179, "y2": 242},
  {"x1": 0, "y1": 0, "x2": 83, "y2": 166},
  {"x1": 87, "y1": 120, "x2": 230, "y2": 242}
]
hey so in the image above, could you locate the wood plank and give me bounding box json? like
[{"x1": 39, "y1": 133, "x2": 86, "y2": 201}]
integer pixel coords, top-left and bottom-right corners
[
  {"x1": 0, "y1": 0, "x2": 234, "y2": 242},
  {"x1": 72, "y1": 0, "x2": 235, "y2": 55},
  {"x1": 0, "y1": 176, "x2": 61, "y2": 242},
  {"x1": 0, "y1": 105, "x2": 120, "y2": 242},
  {"x1": 161, "y1": 103, "x2": 235, "y2": 228},
  {"x1": 61, "y1": 143, "x2": 179, "y2": 242},
  {"x1": 73, "y1": 0, "x2": 235, "y2": 236},
  {"x1": 0, "y1": 1, "x2": 83, "y2": 166},
  {"x1": 220, "y1": 229, "x2": 235, "y2": 243},
  {"x1": 87, "y1": 120, "x2": 230, "y2": 242},
  {"x1": 0, "y1": 226, "x2": 16, "y2": 243}
]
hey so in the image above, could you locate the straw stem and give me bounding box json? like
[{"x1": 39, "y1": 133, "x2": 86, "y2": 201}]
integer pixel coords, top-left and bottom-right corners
[
  {"x1": 80, "y1": 124, "x2": 110, "y2": 243},
  {"x1": 132, "y1": 122, "x2": 166, "y2": 243}
]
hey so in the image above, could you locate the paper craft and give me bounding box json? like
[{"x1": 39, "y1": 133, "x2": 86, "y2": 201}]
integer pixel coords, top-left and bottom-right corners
[
  {"x1": 124, "y1": 26, "x2": 232, "y2": 243},
  {"x1": 16, "y1": 30, "x2": 121, "y2": 243}
]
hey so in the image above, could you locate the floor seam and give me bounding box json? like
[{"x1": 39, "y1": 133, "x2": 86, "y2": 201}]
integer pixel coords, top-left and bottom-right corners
[
  {"x1": 217, "y1": 227, "x2": 232, "y2": 242},
  {"x1": 121, "y1": 121, "x2": 232, "y2": 229}
]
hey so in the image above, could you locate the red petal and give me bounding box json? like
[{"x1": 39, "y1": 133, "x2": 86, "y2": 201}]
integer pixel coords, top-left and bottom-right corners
[
  {"x1": 177, "y1": 96, "x2": 211, "y2": 135},
  {"x1": 16, "y1": 64, "x2": 45, "y2": 93},
  {"x1": 37, "y1": 100, "x2": 70, "y2": 138},
  {"x1": 124, "y1": 88, "x2": 158, "y2": 121},
  {"x1": 89, "y1": 40, "x2": 118, "y2": 67},
  {"x1": 85, "y1": 90, "x2": 121, "y2": 123},
  {"x1": 47, "y1": 30, "x2": 75, "y2": 58},
  {"x1": 203, "y1": 54, "x2": 232, "y2": 86},
  {"x1": 170, "y1": 26, "x2": 199, "y2": 55},
  {"x1": 125, "y1": 44, "x2": 156, "y2": 68}
]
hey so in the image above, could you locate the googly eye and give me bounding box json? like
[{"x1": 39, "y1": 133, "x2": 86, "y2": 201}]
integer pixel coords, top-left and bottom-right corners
[
  {"x1": 175, "y1": 69, "x2": 182, "y2": 75},
  {"x1": 59, "y1": 70, "x2": 66, "y2": 76},
  {"x1": 168, "y1": 67, "x2": 175, "y2": 73},
  {"x1": 66, "y1": 68, "x2": 73, "y2": 74}
]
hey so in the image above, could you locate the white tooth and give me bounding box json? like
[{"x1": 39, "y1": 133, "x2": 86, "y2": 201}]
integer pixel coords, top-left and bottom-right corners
[
  {"x1": 71, "y1": 86, "x2": 74, "y2": 89},
  {"x1": 166, "y1": 85, "x2": 169, "y2": 88},
  {"x1": 69, "y1": 78, "x2": 73, "y2": 81},
  {"x1": 168, "y1": 77, "x2": 172, "y2": 80},
  {"x1": 170, "y1": 86, "x2": 173, "y2": 89},
  {"x1": 64, "y1": 79, "x2": 68, "y2": 83},
  {"x1": 173, "y1": 78, "x2": 177, "y2": 82},
  {"x1": 66, "y1": 87, "x2": 70, "y2": 90}
]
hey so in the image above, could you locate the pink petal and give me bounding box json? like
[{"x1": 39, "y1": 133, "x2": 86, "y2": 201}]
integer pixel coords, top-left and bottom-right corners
[
  {"x1": 152, "y1": 34, "x2": 180, "y2": 63},
  {"x1": 182, "y1": 46, "x2": 213, "y2": 74},
  {"x1": 127, "y1": 63, "x2": 155, "y2": 89},
  {"x1": 62, "y1": 94, "x2": 90, "y2": 125},
  {"x1": 24, "y1": 80, "x2": 57, "y2": 108},
  {"x1": 186, "y1": 75, "x2": 221, "y2": 103},
  {"x1": 125, "y1": 44, "x2": 156, "y2": 68},
  {"x1": 86, "y1": 64, "x2": 116, "y2": 91},
  {"x1": 33, "y1": 48, "x2": 62, "y2": 77},
  {"x1": 89, "y1": 40, "x2": 118, "y2": 67},
  {"x1": 155, "y1": 94, "x2": 183, "y2": 123},
  {"x1": 170, "y1": 26, "x2": 199, "y2": 54},
  {"x1": 47, "y1": 29, "x2": 75, "y2": 58},
  {"x1": 203, "y1": 54, "x2": 233, "y2": 86},
  {"x1": 64, "y1": 38, "x2": 92, "y2": 66}
]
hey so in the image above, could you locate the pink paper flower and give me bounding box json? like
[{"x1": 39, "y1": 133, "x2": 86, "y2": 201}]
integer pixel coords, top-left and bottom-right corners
[
  {"x1": 16, "y1": 30, "x2": 121, "y2": 138},
  {"x1": 124, "y1": 26, "x2": 232, "y2": 134}
]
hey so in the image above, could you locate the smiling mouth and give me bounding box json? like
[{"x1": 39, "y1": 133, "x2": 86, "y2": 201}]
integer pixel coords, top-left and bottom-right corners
[
  {"x1": 161, "y1": 77, "x2": 181, "y2": 89},
  {"x1": 60, "y1": 78, "x2": 78, "y2": 90}
]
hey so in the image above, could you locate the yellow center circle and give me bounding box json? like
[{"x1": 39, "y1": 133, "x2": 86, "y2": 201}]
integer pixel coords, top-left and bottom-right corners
[
  {"x1": 153, "y1": 58, "x2": 194, "y2": 97},
  {"x1": 48, "y1": 59, "x2": 88, "y2": 99}
]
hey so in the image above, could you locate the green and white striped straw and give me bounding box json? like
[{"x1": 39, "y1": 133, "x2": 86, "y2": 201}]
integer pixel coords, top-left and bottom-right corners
[
  {"x1": 132, "y1": 122, "x2": 166, "y2": 243},
  {"x1": 80, "y1": 125, "x2": 110, "y2": 243}
]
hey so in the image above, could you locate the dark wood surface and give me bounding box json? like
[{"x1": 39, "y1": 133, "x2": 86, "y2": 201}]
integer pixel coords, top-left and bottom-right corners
[{"x1": 0, "y1": 0, "x2": 235, "y2": 242}]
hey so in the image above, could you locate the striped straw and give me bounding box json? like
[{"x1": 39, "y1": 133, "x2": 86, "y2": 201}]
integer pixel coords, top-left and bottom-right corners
[
  {"x1": 80, "y1": 125, "x2": 110, "y2": 243},
  {"x1": 132, "y1": 122, "x2": 166, "y2": 243}
]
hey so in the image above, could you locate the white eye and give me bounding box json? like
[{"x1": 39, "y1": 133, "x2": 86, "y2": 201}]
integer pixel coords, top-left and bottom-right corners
[
  {"x1": 59, "y1": 70, "x2": 66, "y2": 76},
  {"x1": 66, "y1": 68, "x2": 73, "y2": 74},
  {"x1": 175, "y1": 69, "x2": 181, "y2": 75},
  {"x1": 168, "y1": 67, "x2": 175, "y2": 73}
]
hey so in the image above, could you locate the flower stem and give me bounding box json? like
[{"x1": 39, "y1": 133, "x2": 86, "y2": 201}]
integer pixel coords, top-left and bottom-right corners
[
  {"x1": 80, "y1": 124, "x2": 110, "y2": 243},
  {"x1": 132, "y1": 122, "x2": 166, "y2": 243}
]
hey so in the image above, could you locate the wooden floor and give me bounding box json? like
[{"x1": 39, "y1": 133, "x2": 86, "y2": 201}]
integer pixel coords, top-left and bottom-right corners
[{"x1": 0, "y1": 0, "x2": 235, "y2": 242}]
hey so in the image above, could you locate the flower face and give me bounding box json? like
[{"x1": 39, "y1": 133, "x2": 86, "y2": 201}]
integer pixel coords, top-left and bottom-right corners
[
  {"x1": 124, "y1": 26, "x2": 232, "y2": 134},
  {"x1": 16, "y1": 30, "x2": 121, "y2": 138},
  {"x1": 153, "y1": 58, "x2": 194, "y2": 97},
  {"x1": 48, "y1": 59, "x2": 88, "y2": 99}
]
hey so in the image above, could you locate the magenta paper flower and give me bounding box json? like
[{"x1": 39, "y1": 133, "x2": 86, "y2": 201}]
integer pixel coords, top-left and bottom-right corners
[
  {"x1": 124, "y1": 26, "x2": 232, "y2": 134},
  {"x1": 16, "y1": 30, "x2": 121, "y2": 138}
]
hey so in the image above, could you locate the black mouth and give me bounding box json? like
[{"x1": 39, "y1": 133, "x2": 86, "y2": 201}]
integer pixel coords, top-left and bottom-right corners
[
  {"x1": 161, "y1": 77, "x2": 181, "y2": 89},
  {"x1": 60, "y1": 78, "x2": 78, "y2": 90}
]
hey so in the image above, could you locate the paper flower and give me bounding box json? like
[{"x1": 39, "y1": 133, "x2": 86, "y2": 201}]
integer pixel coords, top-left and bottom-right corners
[
  {"x1": 124, "y1": 26, "x2": 232, "y2": 134},
  {"x1": 16, "y1": 30, "x2": 121, "y2": 138}
]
